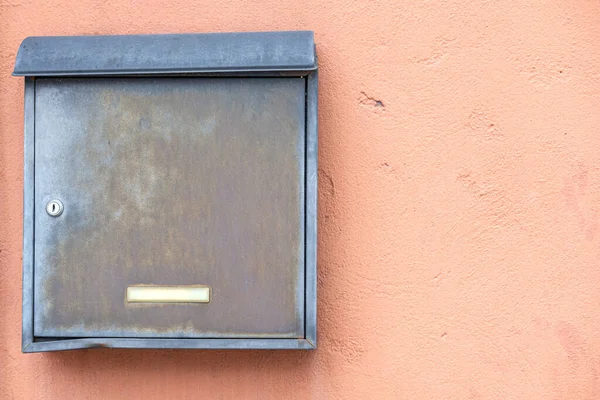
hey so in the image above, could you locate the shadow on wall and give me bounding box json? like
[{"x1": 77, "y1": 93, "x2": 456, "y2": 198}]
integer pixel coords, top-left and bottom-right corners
[{"x1": 43, "y1": 346, "x2": 317, "y2": 376}]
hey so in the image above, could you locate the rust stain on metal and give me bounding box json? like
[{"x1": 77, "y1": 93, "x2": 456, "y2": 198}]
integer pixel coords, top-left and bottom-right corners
[{"x1": 34, "y1": 78, "x2": 305, "y2": 338}]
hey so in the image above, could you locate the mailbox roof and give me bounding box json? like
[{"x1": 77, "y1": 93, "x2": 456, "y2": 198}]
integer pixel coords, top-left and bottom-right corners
[{"x1": 13, "y1": 31, "x2": 316, "y2": 77}]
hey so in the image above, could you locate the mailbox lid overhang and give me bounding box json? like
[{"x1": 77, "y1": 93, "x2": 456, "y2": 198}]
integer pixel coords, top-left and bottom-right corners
[{"x1": 12, "y1": 31, "x2": 316, "y2": 77}]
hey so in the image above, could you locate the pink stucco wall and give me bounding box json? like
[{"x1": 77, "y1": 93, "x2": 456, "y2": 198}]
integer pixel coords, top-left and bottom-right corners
[{"x1": 2, "y1": 1, "x2": 600, "y2": 398}]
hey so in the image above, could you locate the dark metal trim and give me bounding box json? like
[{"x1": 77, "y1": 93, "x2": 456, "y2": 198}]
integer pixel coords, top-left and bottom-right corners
[
  {"x1": 13, "y1": 31, "x2": 316, "y2": 77},
  {"x1": 23, "y1": 338, "x2": 315, "y2": 353},
  {"x1": 305, "y1": 70, "x2": 318, "y2": 348},
  {"x1": 22, "y1": 77, "x2": 35, "y2": 352}
]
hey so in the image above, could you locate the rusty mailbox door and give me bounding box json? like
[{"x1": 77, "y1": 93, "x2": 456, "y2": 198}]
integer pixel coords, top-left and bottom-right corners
[{"x1": 14, "y1": 32, "x2": 318, "y2": 352}]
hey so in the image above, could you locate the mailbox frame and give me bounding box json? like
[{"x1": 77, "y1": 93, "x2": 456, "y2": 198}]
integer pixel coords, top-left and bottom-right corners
[{"x1": 14, "y1": 31, "x2": 317, "y2": 352}]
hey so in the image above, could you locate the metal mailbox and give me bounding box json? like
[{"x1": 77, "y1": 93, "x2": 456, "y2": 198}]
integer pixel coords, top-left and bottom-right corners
[{"x1": 13, "y1": 31, "x2": 317, "y2": 352}]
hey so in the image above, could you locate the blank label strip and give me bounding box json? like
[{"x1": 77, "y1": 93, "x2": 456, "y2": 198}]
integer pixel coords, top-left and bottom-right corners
[{"x1": 127, "y1": 285, "x2": 211, "y2": 303}]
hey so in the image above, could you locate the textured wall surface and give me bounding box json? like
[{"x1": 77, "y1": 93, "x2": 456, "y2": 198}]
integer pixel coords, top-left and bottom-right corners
[{"x1": 2, "y1": 1, "x2": 600, "y2": 398}]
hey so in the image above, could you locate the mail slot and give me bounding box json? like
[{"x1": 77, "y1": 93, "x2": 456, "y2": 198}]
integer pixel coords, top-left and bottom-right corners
[{"x1": 14, "y1": 31, "x2": 318, "y2": 352}]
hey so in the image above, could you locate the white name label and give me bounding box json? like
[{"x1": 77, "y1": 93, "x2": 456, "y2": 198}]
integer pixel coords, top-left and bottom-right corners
[{"x1": 127, "y1": 285, "x2": 211, "y2": 303}]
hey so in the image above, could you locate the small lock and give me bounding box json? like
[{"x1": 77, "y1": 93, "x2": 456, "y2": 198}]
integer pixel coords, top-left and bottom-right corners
[{"x1": 46, "y1": 200, "x2": 64, "y2": 217}]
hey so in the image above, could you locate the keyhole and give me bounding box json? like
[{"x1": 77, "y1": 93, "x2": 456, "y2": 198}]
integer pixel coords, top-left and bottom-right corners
[{"x1": 46, "y1": 199, "x2": 64, "y2": 217}]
